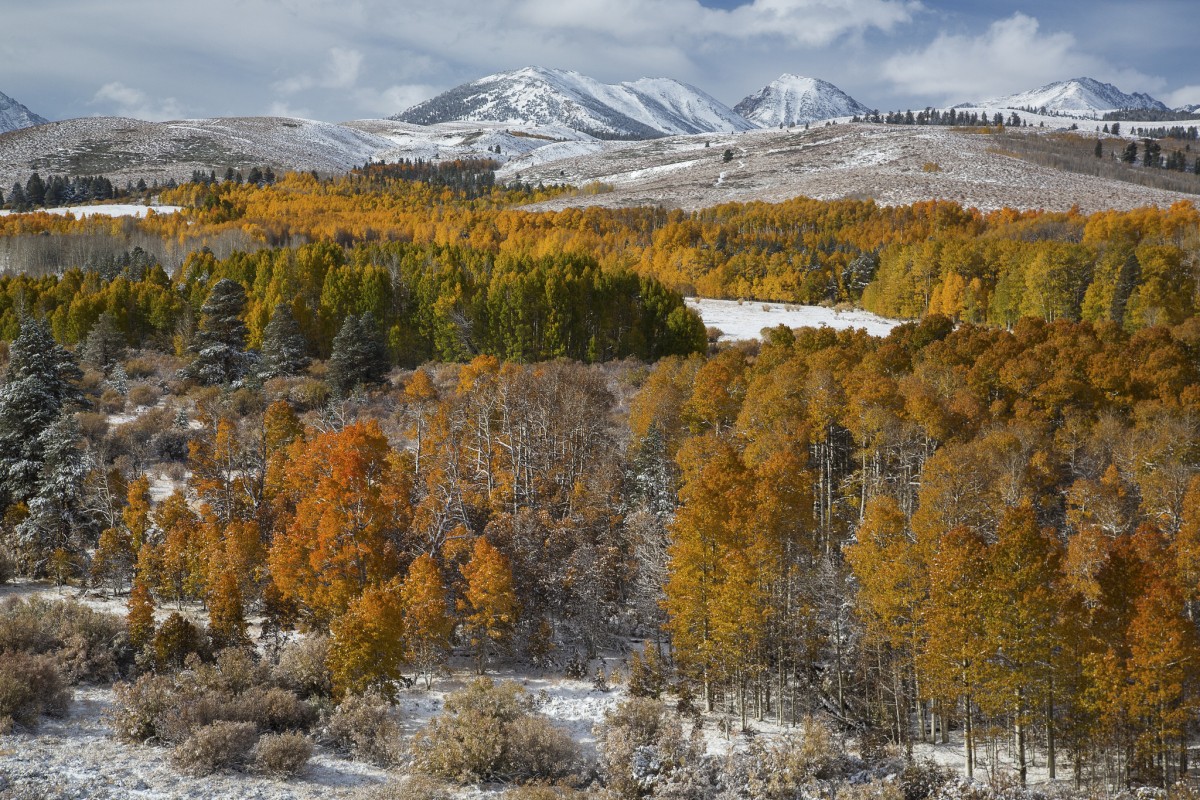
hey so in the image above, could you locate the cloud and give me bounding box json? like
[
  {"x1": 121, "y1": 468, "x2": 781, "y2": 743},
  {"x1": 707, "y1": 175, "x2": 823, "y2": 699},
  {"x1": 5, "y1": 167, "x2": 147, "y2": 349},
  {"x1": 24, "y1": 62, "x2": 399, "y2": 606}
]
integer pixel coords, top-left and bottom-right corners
[
  {"x1": 513, "y1": 0, "x2": 920, "y2": 47},
  {"x1": 882, "y1": 13, "x2": 1155, "y2": 104},
  {"x1": 90, "y1": 82, "x2": 184, "y2": 121},
  {"x1": 275, "y1": 47, "x2": 364, "y2": 95},
  {"x1": 1163, "y1": 85, "x2": 1200, "y2": 109},
  {"x1": 352, "y1": 85, "x2": 440, "y2": 118}
]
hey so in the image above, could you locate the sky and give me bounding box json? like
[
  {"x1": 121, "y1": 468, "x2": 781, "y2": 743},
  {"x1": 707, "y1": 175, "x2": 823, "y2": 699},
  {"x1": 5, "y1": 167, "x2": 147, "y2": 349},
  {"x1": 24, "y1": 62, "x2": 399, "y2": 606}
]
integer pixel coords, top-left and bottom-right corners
[{"x1": 2, "y1": 0, "x2": 1197, "y2": 123}]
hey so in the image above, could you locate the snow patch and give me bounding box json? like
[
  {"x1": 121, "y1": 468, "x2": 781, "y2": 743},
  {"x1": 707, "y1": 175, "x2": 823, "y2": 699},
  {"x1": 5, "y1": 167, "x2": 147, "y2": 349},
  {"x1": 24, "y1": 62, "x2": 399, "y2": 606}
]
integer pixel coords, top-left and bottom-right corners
[{"x1": 688, "y1": 297, "x2": 901, "y2": 340}]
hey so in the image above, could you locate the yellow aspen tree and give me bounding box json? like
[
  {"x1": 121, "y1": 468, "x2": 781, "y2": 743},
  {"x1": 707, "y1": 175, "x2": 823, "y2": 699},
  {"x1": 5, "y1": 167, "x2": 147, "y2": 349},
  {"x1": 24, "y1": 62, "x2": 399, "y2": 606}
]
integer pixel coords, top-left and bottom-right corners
[
  {"x1": 329, "y1": 578, "x2": 408, "y2": 697},
  {"x1": 459, "y1": 537, "x2": 518, "y2": 673},
  {"x1": 400, "y1": 553, "x2": 454, "y2": 688}
]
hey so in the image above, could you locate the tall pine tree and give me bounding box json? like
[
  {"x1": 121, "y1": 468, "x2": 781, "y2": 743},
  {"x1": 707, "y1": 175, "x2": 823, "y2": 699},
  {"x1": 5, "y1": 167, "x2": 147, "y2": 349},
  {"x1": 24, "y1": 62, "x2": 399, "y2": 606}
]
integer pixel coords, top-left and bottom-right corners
[
  {"x1": 326, "y1": 313, "x2": 388, "y2": 396},
  {"x1": 259, "y1": 302, "x2": 310, "y2": 379},
  {"x1": 0, "y1": 317, "x2": 84, "y2": 510},
  {"x1": 184, "y1": 278, "x2": 250, "y2": 385}
]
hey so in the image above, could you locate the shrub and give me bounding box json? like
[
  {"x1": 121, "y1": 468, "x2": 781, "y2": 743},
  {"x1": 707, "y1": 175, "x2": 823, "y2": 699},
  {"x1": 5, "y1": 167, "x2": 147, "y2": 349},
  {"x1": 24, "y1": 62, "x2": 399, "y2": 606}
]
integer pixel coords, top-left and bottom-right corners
[
  {"x1": 0, "y1": 652, "x2": 71, "y2": 729},
  {"x1": 235, "y1": 686, "x2": 316, "y2": 733},
  {"x1": 502, "y1": 786, "x2": 590, "y2": 800},
  {"x1": 899, "y1": 758, "x2": 952, "y2": 800},
  {"x1": 171, "y1": 720, "x2": 259, "y2": 776},
  {"x1": 738, "y1": 718, "x2": 847, "y2": 800},
  {"x1": 326, "y1": 690, "x2": 401, "y2": 766},
  {"x1": 357, "y1": 775, "x2": 458, "y2": 800},
  {"x1": 127, "y1": 382, "x2": 161, "y2": 408},
  {"x1": 254, "y1": 731, "x2": 313, "y2": 777},
  {"x1": 837, "y1": 782, "x2": 905, "y2": 800},
  {"x1": 202, "y1": 647, "x2": 271, "y2": 695},
  {"x1": 596, "y1": 697, "x2": 697, "y2": 800},
  {"x1": 506, "y1": 714, "x2": 582, "y2": 783},
  {"x1": 273, "y1": 634, "x2": 332, "y2": 698},
  {"x1": 110, "y1": 673, "x2": 176, "y2": 743},
  {"x1": 0, "y1": 597, "x2": 129, "y2": 683},
  {"x1": 412, "y1": 678, "x2": 580, "y2": 784}
]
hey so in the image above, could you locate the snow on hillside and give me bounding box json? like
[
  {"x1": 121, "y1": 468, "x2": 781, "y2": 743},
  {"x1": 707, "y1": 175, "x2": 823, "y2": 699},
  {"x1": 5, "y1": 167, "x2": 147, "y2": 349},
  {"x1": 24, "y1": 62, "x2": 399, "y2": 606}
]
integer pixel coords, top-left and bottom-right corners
[
  {"x1": 735, "y1": 75, "x2": 871, "y2": 128},
  {"x1": 0, "y1": 90, "x2": 48, "y2": 134},
  {"x1": 503, "y1": 123, "x2": 1199, "y2": 215},
  {"x1": 979, "y1": 77, "x2": 1168, "y2": 115},
  {"x1": 0, "y1": 204, "x2": 181, "y2": 218},
  {"x1": 688, "y1": 297, "x2": 901, "y2": 340},
  {"x1": 393, "y1": 66, "x2": 754, "y2": 139}
]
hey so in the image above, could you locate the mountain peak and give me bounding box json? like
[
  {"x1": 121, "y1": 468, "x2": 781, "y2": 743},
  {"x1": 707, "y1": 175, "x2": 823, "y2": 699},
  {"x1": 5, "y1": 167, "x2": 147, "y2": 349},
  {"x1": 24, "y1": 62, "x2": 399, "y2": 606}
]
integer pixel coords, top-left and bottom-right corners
[
  {"x1": 393, "y1": 67, "x2": 754, "y2": 139},
  {"x1": 0, "y1": 91, "x2": 49, "y2": 134},
  {"x1": 981, "y1": 77, "x2": 1168, "y2": 114},
  {"x1": 734, "y1": 75, "x2": 870, "y2": 128}
]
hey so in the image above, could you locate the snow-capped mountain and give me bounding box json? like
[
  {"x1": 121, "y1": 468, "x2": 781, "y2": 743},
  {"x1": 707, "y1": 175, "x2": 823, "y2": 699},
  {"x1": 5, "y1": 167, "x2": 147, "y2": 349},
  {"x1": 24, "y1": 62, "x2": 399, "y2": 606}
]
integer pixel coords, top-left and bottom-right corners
[
  {"x1": 394, "y1": 67, "x2": 755, "y2": 139},
  {"x1": 1178, "y1": 104, "x2": 1200, "y2": 114},
  {"x1": 734, "y1": 75, "x2": 871, "y2": 127},
  {"x1": 980, "y1": 77, "x2": 1168, "y2": 115},
  {"x1": 0, "y1": 91, "x2": 48, "y2": 134}
]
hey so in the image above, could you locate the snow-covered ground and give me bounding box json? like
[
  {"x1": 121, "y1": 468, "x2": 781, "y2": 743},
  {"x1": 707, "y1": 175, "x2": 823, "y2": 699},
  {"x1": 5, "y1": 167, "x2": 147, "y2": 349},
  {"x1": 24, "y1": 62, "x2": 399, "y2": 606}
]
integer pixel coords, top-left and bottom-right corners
[
  {"x1": 0, "y1": 204, "x2": 181, "y2": 218},
  {"x1": 688, "y1": 297, "x2": 902, "y2": 340}
]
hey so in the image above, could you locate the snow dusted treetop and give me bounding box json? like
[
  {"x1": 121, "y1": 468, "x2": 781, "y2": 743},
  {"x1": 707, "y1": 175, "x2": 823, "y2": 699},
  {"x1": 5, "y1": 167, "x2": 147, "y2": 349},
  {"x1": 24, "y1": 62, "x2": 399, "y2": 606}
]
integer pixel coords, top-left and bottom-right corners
[
  {"x1": 734, "y1": 74, "x2": 872, "y2": 128},
  {"x1": 394, "y1": 66, "x2": 755, "y2": 139},
  {"x1": 0, "y1": 316, "x2": 84, "y2": 509},
  {"x1": 979, "y1": 77, "x2": 1169, "y2": 115}
]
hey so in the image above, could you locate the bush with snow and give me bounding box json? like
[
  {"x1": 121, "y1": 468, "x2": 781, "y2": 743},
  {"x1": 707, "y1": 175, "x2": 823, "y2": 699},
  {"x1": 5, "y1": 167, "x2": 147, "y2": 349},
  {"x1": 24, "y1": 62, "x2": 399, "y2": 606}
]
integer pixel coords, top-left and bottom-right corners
[
  {"x1": 253, "y1": 731, "x2": 313, "y2": 777},
  {"x1": 411, "y1": 677, "x2": 583, "y2": 784},
  {"x1": 171, "y1": 719, "x2": 259, "y2": 775}
]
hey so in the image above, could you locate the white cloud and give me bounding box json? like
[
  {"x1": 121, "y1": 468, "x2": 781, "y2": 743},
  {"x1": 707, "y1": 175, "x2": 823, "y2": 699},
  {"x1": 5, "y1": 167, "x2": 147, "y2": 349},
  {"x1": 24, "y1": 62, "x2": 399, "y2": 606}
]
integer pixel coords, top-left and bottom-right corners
[
  {"x1": 512, "y1": 0, "x2": 919, "y2": 47},
  {"x1": 275, "y1": 47, "x2": 364, "y2": 94},
  {"x1": 90, "y1": 82, "x2": 184, "y2": 121},
  {"x1": 882, "y1": 13, "x2": 1160, "y2": 105},
  {"x1": 1163, "y1": 85, "x2": 1200, "y2": 109},
  {"x1": 351, "y1": 84, "x2": 439, "y2": 118}
]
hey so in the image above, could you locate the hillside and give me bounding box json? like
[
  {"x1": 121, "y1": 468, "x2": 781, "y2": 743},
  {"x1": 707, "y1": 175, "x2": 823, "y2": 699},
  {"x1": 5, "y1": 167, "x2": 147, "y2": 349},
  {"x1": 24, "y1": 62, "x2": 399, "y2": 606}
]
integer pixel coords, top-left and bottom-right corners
[{"x1": 500, "y1": 123, "x2": 1199, "y2": 214}]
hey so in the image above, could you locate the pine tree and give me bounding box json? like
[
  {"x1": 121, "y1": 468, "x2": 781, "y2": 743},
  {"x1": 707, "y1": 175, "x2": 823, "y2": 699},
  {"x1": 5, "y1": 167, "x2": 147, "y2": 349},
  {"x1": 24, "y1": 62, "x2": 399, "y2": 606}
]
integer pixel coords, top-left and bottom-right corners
[
  {"x1": 81, "y1": 312, "x2": 126, "y2": 375},
  {"x1": 14, "y1": 414, "x2": 94, "y2": 573},
  {"x1": 0, "y1": 317, "x2": 84, "y2": 510},
  {"x1": 184, "y1": 278, "x2": 250, "y2": 385},
  {"x1": 24, "y1": 172, "x2": 45, "y2": 207},
  {"x1": 259, "y1": 302, "x2": 310, "y2": 379},
  {"x1": 326, "y1": 313, "x2": 389, "y2": 396}
]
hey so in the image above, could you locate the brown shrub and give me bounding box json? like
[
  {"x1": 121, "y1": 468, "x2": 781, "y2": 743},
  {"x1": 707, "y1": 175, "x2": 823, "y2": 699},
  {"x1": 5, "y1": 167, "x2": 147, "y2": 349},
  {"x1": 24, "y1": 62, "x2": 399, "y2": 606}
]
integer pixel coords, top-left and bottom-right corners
[
  {"x1": 235, "y1": 686, "x2": 316, "y2": 733},
  {"x1": 0, "y1": 596, "x2": 129, "y2": 683},
  {"x1": 171, "y1": 720, "x2": 259, "y2": 776},
  {"x1": 0, "y1": 652, "x2": 71, "y2": 729},
  {"x1": 505, "y1": 714, "x2": 582, "y2": 783},
  {"x1": 412, "y1": 678, "x2": 580, "y2": 785},
  {"x1": 357, "y1": 775, "x2": 458, "y2": 800},
  {"x1": 254, "y1": 731, "x2": 313, "y2": 777},
  {"x1": 326, "y1": 690, "x2": 401, "y2": 766},
  {"x1": 110, "y1": 673, "x2": 176, "y2": 743},
  {"x1": 127, "y1": 382, "x2": 162, "y2": 408},
  {"x1": 272, "y1": 634, "x2": 332, "y2": 698}
]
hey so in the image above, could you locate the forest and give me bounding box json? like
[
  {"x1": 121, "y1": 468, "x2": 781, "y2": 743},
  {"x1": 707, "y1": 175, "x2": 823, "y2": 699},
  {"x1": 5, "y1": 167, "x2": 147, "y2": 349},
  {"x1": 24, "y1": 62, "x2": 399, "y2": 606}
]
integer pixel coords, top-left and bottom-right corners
[{"x1": 0, "y1": 165, "x2": 1199, "y2": 798}]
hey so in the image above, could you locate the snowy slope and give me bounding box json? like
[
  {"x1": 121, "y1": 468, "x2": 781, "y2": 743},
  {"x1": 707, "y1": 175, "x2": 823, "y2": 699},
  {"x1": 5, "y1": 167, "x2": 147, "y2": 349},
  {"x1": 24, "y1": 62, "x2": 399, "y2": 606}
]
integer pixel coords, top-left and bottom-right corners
[
  {"x1": 0, "y1": 91, "x2": 48, "y2": 134},
  {"x1": 980, "y1": 77, "x2": 1168, "y2": 115},
  {"x1": 394, "y1": 66, "x2": 754, "y2": 139},
  {"x1": 734, "y1": 75, "x2": 871, "y2": 127},
  {"x1": 1178, "y1": 104, "x2": 1200, "y2": 114}
]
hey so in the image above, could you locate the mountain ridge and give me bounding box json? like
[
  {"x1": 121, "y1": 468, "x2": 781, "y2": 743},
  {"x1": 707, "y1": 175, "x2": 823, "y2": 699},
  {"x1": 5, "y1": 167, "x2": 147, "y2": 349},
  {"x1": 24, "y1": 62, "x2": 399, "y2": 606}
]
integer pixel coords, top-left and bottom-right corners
[
  {"x1": 0, "y1": 91, "x2": 49, "y2": 134},
  {"x1": 393, "y1": 66, "x2": 754, "y2": 139},
  {"x1": 735, "y1": 74, "x2": 871, "y2": 127},
  {"x1": 978, "y1": 77, "x2": 1168, "y2": 114}
]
